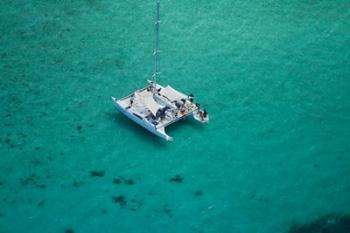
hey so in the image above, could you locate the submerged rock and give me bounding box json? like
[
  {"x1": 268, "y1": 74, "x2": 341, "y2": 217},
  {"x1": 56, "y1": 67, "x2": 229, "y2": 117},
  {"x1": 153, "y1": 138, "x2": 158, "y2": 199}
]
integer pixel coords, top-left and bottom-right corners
[
  {"x1": 72, "y1": 181, "x2": 84, "y2": 187},
  {"x1": 112, "y1": 178, "x2": 121, "y2": 184},
  {"x1": 37, "y1": 200, "x2": 45, "y2": 207},
  {"x1": 163, "y1": 204, "x2": 173, "y2": 217},
  {"x1": 19, "y1": 174, "x2": 46, "y2": 189},
  {"x1": 112, "y1": 176, "x2": 135, "y2": 185},
  {"x1": 20, "y1": 174, "x2": 39, "y2": 186},
  {"x1": 112, "y1": 195, "x2": 143, "y2": 211},
  {"x1": 169, "y1": 174, "x2": 183, "y2": 183},
  {"x1": 124, "y1": 179, "x2": 135, "y2": 185},
  {"x1": 112, "y1": 195, "x2": 127, "y2": 208},
  {"x1": 90, "y1": 170, "x2": 105, "y2": 177},
  {"x1": 194, "y1": 190, "x2": 203, "y2": 197},
  {"x1": 65, "y1": 229, "x2": 75, "y2": 233},
  {"x1": 76, "y1": 125, "x2": 83, "y2": 132},
  {"x1": 288, "y1": 214, "x2": 350, "y2": 233}
]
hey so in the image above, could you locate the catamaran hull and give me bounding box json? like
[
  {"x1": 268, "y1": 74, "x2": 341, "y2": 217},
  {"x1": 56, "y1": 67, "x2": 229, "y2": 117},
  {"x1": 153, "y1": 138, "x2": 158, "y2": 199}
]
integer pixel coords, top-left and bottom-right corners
[{"x1": 112, "y1": 97, "x2": 173, "y2": 141}]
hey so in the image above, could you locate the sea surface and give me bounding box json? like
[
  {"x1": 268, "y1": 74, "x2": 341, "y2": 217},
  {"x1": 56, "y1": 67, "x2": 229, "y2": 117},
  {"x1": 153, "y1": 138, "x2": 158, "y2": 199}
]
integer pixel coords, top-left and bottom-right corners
[{"x1": 0, "y1": 1, "x2": 350, "y2": 233}]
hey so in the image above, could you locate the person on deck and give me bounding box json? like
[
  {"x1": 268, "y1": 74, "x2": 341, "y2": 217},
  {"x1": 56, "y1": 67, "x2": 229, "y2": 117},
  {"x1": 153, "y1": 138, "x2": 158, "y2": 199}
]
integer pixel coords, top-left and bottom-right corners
[
  {"x1": 126, "y1": 94, "x2": 135, "y2": 109},
  {"x1": 203, "y1": 109, "x2": 208, "y2": 118}
]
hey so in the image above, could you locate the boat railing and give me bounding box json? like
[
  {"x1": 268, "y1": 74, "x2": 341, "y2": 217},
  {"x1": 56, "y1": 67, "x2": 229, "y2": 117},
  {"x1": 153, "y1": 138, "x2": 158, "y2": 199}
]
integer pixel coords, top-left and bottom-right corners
[{"x1": 156, "y1": 107, "x2": 198, "y2": 129}]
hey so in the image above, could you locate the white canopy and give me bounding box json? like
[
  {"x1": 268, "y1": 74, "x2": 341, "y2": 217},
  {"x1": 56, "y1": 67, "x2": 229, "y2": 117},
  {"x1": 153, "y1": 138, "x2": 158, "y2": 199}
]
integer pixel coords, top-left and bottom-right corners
[
  {"x1": 143, "y1": 97, "x2": 160, "y2": 116},
  {"x1": 134, "y1": 90, "x2": 161, "y2": 116},
  {"x1": 159, "y1": 85, "x2": 188, "y2": 102}
]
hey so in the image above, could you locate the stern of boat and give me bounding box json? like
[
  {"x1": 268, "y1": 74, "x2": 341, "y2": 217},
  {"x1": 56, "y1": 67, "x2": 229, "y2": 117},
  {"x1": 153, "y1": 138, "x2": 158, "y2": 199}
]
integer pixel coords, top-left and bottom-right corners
[
  {"x1": 157, "y1": 127, "x2": 173, "y2": 141},
  {"x1": 193, "y1": 110, "x2": 209, "y2": 123}
]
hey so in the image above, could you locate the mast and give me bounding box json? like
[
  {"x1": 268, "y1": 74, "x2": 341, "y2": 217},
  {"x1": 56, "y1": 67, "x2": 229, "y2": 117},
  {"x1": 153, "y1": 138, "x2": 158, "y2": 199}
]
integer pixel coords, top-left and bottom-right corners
[{"x1": 152, "y1": 0, "x2": 160, "y2": 91}]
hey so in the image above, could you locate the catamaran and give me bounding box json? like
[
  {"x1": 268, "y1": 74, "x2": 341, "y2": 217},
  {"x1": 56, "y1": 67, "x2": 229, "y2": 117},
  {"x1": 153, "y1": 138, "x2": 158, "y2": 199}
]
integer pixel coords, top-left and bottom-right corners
[{"x1": 111, "y1": 0, "x2": 209, "y2": 141}]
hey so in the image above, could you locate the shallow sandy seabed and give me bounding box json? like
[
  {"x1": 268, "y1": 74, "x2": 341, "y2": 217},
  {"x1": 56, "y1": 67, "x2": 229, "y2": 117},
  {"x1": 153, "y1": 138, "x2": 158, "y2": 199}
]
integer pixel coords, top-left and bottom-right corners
[{"x1": 0, "y1": 0, "x2": 349, "y2": 233}]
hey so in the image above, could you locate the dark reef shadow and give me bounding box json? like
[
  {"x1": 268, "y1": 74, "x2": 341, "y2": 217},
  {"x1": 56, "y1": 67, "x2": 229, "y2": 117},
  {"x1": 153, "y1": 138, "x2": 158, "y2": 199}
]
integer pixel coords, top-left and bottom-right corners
[{"x1": 288, "y1": 213, "x2": 350, "y2": 233}]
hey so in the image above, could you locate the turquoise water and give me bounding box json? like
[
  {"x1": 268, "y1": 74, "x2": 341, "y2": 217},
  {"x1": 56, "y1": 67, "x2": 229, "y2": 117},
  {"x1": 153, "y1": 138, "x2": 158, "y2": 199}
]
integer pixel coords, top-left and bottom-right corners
[{"x1": 1, "y1": 0, "x2": 350, "y2": 232}]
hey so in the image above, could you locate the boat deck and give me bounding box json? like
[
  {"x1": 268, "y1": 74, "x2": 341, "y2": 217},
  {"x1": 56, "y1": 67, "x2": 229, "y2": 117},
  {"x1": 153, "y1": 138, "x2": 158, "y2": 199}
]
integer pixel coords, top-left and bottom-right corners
[
  {"x1": 117, "y1": 84, "x2": 198, "y2": 126},
  {"x1": 112, "y1": 83, "x2": 208, "y2": 141}
]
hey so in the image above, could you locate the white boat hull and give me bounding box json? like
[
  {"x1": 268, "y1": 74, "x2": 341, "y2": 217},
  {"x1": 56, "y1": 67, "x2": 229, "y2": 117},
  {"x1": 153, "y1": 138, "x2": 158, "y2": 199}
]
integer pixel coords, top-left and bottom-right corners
[{"x1": 112, "y1": 96, "x2": 173, "y2": 141}]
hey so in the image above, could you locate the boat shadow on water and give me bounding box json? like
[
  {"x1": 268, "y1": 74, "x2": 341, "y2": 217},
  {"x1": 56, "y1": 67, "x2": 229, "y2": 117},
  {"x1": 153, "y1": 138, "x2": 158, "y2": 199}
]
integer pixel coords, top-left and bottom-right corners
[
  {"x1": 106, "y1": 111, "x2": 206, "y2": 145},
  {"x1": 159, "y1": 115, "x2": 207, "y2": 137}
]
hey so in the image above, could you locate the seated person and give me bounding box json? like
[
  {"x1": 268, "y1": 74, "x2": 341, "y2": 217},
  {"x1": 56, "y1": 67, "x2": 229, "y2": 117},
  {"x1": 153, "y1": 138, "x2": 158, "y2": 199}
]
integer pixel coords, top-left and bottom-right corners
[
  {"x1": 175, "y1": 100, "x2": 182, "y2": 109},
  {"x1": 126, "y1": 94, "x2": 135, "y2": 109},
  {"x1": 188, "y1": 94, "x2": 194, "y2": 103},
  {"x1": 203, "y1": 109, "x2": 208, "y2": 118}
]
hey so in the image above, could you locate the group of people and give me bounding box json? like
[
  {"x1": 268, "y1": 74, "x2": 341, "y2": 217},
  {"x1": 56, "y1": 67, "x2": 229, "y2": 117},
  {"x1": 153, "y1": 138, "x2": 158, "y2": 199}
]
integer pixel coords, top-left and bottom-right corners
[
  {"x1": 198, "y1": 109, "x2": 208, "y2": 121},
  {"x1": 146, "y1": 83, "x2": 162, "y2": 93},
  {"x1": 155, "y1": 106, "x2": 171, "y2": 120},
  {"x1": 174, "y1": 99, "x2": 187, "y2": 115},
  {"x1": 153, "y1": 95, "x2": 193, "y2": 122},
  {"x1": 195, "y1": 103, "x2": 208, "y2": 121},
  {"x1": 125, "y1": 93, "x2": 135, "y2": 110},
  {"x1": 128, "y1": 84, "x2": 207, "y2": 123}
]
